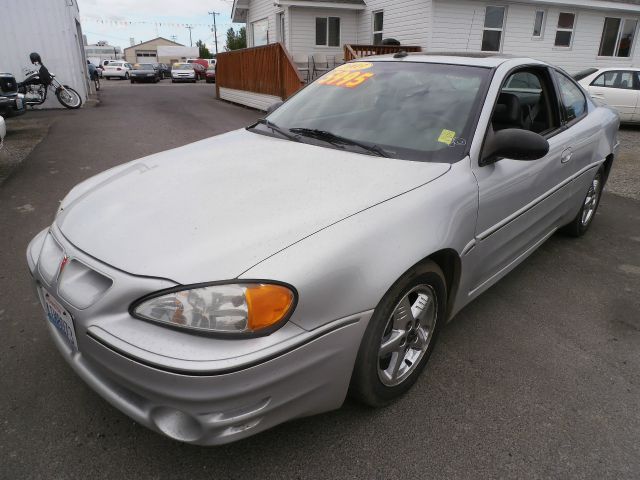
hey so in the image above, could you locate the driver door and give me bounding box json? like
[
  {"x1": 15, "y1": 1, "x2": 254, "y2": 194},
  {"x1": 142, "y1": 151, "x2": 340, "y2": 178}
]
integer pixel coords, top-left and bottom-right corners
[{"x1": 468, "y1": 66, "x2": 573, "y2": 293}]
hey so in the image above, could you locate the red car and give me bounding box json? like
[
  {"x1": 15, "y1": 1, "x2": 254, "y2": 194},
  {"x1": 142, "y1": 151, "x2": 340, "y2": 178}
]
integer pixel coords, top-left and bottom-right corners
[
  {"x1": 191, "y1": 62, "x2": 206, "y2": 80},
  {"x1": 205, "y1": 65, "x2": 216, "y2": 83}
]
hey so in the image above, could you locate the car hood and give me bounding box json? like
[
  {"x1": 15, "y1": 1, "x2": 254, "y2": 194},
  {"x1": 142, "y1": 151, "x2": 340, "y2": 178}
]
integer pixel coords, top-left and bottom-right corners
[{"x1": 56, "y1": 129, "x2": 450, "y2": 284}]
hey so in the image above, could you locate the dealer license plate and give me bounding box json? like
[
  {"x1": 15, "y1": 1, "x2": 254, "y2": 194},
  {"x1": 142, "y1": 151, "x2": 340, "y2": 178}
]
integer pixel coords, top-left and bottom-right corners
[{"x1": 42, "y1": 288, "x2": 78, "y2": 350}]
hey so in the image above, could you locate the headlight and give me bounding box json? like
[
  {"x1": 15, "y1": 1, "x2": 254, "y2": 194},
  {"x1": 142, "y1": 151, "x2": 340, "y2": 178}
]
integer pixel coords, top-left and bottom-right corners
[{"x1": 131, "y1": 282, "x2": 296, "y2": 336}]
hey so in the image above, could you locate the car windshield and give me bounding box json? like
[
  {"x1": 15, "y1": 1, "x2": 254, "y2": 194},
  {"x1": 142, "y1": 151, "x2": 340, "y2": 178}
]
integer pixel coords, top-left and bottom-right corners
[
  {"x1": 262, "y1": 61, "x2": 492, "y2": 162},
  {"x1": 174, "y1": 64, "x2": 193, "y2": 70},
  {"x1": 133, "y1": 64, "x2": 154, "y2": 70}
]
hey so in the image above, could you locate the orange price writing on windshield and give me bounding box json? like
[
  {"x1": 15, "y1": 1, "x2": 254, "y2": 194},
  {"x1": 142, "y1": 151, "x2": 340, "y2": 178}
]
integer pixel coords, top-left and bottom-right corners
[{"x1": 318, "y1": 70, "x2": 375, "y2": 88}]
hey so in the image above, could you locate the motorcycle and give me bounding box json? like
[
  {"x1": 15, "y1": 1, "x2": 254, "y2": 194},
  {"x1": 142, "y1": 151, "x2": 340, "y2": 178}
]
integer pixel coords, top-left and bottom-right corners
[{"x1": 17, "y1": 52, "x2": 82, "y2": 109}]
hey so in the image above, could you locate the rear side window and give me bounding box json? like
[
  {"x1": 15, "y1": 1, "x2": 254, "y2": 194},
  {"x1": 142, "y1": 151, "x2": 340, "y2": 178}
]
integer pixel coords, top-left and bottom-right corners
[
  {"x1": 591, "y1": 70, "x2": 636, "y2": 89},
  {"x1": 555, "y1": 70, "x2": 587, "y2": 122}
]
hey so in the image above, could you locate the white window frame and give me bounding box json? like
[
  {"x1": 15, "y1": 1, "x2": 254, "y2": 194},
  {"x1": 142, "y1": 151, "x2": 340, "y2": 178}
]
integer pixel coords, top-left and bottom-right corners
[
  {"x1": 481, "y1": 5, "x2": 507, "y2": 53},
  {"x1": 554, "y1": 11, "x2": 576, "y2": 49},
  {"x1": 315, "y1": 16, "x2": 341, "y2": 48},
  {"x1": 277, "y1": 10, "x2": 286, "y2": 44},
  {"x1": 598, "y1": 17, "x2": 638, "y2": 58},
  {"x1": 372, "y1": 10, "x2": 384, "y2": 45},
  {"x1": 251, "y1": 17, "x2": 269, "y2": 47},
  {"x1": 532, "y1": 10, "x2": 546, "y2": 39}
]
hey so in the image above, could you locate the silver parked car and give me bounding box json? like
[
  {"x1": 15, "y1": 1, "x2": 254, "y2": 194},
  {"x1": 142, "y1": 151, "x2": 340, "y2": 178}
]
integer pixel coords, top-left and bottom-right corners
[{"x1": 27, "y1": 54, "x2": 619, "y2": 445}]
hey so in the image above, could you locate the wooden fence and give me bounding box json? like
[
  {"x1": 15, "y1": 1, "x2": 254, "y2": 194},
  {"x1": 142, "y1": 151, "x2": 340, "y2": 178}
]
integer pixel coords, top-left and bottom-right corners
[
  {"x1": 215, "y1": 43, "x2": 304, "y2": 104},
  {"x1": 344, "y1": 44, "x2": 423, "y2": 61}
]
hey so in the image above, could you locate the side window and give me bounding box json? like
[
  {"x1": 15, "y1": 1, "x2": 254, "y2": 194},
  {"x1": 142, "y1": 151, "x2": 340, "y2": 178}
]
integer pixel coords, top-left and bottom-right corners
[
  {"x1": 493, "y1": 68, "x2": 558, "y2": 134},
  {"x1": 591, "y1": 71, "x2": 635, "y2": 89},
  {"x1": 555, "y1": 71, "x2": 587, "y2": 122},
  {"x1": 505, "y1": 72, "x2": 542, "y2": 90}
]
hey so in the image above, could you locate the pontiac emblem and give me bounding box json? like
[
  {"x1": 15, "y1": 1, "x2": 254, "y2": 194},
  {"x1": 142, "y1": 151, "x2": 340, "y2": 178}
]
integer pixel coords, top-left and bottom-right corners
[{"x1": 59, "y1": 255, "x2": 69, "y2": 273}]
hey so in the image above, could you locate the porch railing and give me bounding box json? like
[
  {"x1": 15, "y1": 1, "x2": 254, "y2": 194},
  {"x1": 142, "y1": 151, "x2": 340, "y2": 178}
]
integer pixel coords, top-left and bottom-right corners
[
  {"x1": 215, "y1": 43, "x2": 304, "y2": 102},
  {"x1": 344, "y1": 44, "x2": 423, "y2": 61}
]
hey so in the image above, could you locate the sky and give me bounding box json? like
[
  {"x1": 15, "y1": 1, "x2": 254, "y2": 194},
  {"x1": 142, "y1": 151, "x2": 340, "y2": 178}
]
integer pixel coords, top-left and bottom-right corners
[{"x1": 78, "y1": 0, "x2": 243, "y2": 55}]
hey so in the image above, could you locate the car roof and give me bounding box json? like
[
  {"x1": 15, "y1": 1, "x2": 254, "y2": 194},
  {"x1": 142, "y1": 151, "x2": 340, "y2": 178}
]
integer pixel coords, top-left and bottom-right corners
[
  {"x1": 588, "y1": 66, "x2": 640, "y2": 72},
  {"x1": 363, "y1": 52, "x2": 543, "y2": 68}
]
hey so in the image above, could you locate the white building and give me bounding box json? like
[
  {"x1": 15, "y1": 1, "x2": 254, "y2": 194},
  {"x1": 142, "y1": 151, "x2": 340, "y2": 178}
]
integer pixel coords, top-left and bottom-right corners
[
  {"x1": 232, "y1": 0, "x2": 640, "y2": 73},
  {"x1": 0, "y1": 0, "x2": 89, "y2": 108},
  {"x1": 85, "y1": 42, "x2": 123, "y2": 65}
]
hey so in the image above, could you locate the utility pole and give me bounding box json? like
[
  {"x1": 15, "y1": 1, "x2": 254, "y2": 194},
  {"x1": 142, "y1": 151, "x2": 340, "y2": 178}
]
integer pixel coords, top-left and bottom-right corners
[
  {"x1": 208, "y1": 11, "x2": 219, "y2": 55},
  {"x1": 170, "y1": 35, "x2": 177, "y2": 42},
  {"x1": 185, "y1": 25, "x2": 193, "y2": 47}
]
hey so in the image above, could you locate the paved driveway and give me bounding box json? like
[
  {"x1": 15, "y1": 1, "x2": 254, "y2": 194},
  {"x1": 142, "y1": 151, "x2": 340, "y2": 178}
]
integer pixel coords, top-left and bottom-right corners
[{"x1": 1, "y1": 82, "x2": 639, "y2": 479}]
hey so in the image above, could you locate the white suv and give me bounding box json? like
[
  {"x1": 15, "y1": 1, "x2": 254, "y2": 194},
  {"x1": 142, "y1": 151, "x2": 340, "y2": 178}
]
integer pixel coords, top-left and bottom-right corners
[{"x1": 104, "y1": 61, "x2": 133, "y2": 80}]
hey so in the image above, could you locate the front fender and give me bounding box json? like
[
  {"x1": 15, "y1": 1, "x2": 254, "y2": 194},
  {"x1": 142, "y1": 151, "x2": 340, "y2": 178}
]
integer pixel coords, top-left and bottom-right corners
[{"x1": 241, "y1": 160, "x2": 479, "y2": 331}]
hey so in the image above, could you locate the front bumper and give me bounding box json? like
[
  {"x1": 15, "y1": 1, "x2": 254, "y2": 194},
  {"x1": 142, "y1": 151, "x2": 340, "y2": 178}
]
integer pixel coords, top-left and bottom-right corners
[
  {"x1": 172, "y1": 74, "x2": 196, "y2": 82},
  {"x1": 27, "y1": 227, "x2": 371, "y2": 445},
  {"x1": 131, "y1": 74, "x2": 157, "y2": 82}
]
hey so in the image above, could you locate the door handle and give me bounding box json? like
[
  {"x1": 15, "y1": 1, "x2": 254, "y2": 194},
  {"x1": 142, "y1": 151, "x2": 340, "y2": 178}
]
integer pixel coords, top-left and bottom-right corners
[{"x1": 561, "y1": 148, "x2": 573, "y2": 164}]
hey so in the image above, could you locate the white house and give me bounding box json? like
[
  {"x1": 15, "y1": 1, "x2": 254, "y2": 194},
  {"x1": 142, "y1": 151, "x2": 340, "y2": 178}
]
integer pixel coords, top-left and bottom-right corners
[
  {"x1": 0, "y1": 0, "x2": 89, "y2": 108},
  {"x1": 232, "y1": 0, "x2": 640, "y2": 73}
]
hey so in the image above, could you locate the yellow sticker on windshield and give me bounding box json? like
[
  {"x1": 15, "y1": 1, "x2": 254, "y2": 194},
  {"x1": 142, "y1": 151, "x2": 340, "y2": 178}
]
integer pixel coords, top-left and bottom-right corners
[
  {"x1": 335, "y1": 62, "x2": 373, "y2": 72},
  {"x1": 318, "y1": 70, "x2": 375, "y2": 88},
  {"x1": 438, "y1": 129, "x2": 456, "y2": 145}
]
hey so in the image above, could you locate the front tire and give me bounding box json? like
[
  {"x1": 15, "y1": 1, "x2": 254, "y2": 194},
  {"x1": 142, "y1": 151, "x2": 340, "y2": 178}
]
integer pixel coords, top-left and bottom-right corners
[
  {"x1": 56, "y1": 86, "x2": 82, "y2": 109},
  {"x1": 562, "y1": 168, "x2": 604, "y2": 237},
  {"x1": 350, "y1": 260, "x2": 446, "y2": 407},
  {"x1": 124, "y1": 73, "x2": 129, "y2": 80}
]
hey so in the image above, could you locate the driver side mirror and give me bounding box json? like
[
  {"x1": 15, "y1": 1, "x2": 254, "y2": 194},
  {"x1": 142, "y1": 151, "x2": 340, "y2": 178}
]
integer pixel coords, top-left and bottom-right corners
[
  {"x1": 266, "y1": 101, "x2": 283, "y2": 115},
  {"x1": 481, "y1": 128, "x2": 549, "y2": 166}
]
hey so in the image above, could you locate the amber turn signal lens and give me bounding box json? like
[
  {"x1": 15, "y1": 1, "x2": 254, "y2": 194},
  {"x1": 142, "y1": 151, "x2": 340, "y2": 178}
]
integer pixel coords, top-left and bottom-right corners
[{"x1": 245, "y1": 284, "x2": 295, "y2": 331}]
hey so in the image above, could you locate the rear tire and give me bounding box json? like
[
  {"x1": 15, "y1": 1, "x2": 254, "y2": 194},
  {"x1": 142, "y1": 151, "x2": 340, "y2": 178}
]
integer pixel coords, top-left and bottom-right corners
[
  {"x1": 350, "y1": 260, "x2": 446, "y2": 407},
  {"x1": 562, "y1": 168, "x2": 604, "y2": 237}
]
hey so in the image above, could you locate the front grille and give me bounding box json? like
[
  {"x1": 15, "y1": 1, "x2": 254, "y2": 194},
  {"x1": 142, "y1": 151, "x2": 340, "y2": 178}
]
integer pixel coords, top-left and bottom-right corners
[{"x1": 0, "y1": 75, "x2": 18, "y2": 94}]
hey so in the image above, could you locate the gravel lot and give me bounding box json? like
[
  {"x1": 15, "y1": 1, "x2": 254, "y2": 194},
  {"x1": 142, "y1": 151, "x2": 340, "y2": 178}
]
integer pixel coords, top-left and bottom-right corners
[{"x1": 610, "y1": 126, "x2": 640, "y2": 200}]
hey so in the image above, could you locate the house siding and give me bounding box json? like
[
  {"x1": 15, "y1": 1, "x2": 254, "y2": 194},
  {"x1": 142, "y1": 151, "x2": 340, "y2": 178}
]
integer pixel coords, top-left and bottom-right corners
[
  {"x1": 356, "y1": 0, "x2": 431, "y2": 48},
  {"x1": 431, "y1": 0, "x2": 640, "y2": 73},
  {"x1": 288, "y1": 7, "x2": 359, "y2": 59}
]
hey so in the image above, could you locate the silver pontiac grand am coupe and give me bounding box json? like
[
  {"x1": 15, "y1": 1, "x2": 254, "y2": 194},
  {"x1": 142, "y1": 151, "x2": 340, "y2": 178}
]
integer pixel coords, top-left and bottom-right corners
[{"x1": 27, "y1": 54, "x2": 619, "y2": 445}]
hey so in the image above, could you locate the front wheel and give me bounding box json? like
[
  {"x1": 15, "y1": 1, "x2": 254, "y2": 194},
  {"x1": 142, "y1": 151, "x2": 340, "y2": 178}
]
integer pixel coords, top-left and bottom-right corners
[
  {"x1": 124, "y1": 73, "x2": 129, "y2": 80},
  {"x1": 562, "y1": 168, "x2": 604, "y2": 237},
  {"x1": 56, "y1": 85, "x2": 82, "y2": 109},
  {"x1": 350, "y1": 260, "x2": 446, "y2": 407}
]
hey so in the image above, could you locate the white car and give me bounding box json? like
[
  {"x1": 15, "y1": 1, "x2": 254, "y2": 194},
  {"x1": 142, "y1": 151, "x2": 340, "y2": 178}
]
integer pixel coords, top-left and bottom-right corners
[
  {"x1": 103, "y1": 61, "x2": 133, "y2": 80},
  {"x1": 171, "y1": 63, "x2": 196, "y2": 83},
  {"x1": 577, "y1": 67, "x2": 640, "y2": 123}
]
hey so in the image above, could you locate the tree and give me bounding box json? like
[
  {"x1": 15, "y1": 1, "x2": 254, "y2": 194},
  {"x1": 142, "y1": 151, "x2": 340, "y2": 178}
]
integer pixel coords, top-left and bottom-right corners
[
  {"x1": 225, "y1": 27, "x2": 247, "y2": 51},
  {"x1": 196, "y1": 39, "x2": 212, "y2": 58}
]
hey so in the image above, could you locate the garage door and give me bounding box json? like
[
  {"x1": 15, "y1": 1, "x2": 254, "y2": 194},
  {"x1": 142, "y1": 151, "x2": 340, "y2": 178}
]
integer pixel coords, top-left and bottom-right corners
[
  {"x1": 137, "y1": 55, "x2": 157, "y2": 63},
  {"x1": 136, "y1": 50, "x2": 157, "y2": 63}
]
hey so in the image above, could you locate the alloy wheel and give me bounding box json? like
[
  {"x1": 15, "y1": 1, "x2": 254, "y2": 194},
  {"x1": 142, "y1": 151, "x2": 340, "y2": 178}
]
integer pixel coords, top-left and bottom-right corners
[
  {"x1": 377, "y1": 285, "x2": 438, "y2": 387},
  {"x1": 581, "y1": 174, "x2": 601, "y2": 227}
]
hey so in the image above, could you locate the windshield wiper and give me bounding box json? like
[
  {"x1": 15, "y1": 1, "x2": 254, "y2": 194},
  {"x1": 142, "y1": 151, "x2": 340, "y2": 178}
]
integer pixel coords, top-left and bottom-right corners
[
  {"x1": 252, "y1": 118, "x2": 300, "y2": 142},
  {"x1": 288, "y1": 128, "x2": 391, "y2": 158}
]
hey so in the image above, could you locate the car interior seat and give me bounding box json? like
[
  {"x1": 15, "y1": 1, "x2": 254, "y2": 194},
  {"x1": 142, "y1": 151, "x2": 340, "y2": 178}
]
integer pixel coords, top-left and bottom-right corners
[{"x1": 492, "y1": 92, "x2": 524, "y2": 131}]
